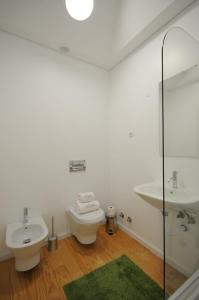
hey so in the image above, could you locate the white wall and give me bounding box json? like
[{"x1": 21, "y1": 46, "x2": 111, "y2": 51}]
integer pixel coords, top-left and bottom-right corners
[
  {"x1": 109, "y1": 1, "x2": 199, "y2": 275},
  {"x1": 113, "y1": 0, "x2": 196, "y2": 67},
  {"x1": 1, "y1": 0, "x2": 199, "y2": 277},
  {"x1": 109, "y1": 32, "x2": 163, "y2": 253},
  {"x1": 0, "y1": 31, "x2": 109, "y2": 257},
  {"x1": 115, "y1": 0, "x2": 175, "y2": 51}
]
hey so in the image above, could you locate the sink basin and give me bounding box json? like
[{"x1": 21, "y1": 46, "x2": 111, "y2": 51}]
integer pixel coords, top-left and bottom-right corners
[{"x1": 134, "y1": 182, "x2": 199, "y2": 210}]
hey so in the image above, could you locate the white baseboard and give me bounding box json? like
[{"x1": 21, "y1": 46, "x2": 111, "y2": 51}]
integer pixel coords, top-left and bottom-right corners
[
  {"x1": 118, "y1": 222, "x2": 163, "y2": 258},
  {"x1": 118, "y1": 222, "x2": 191, "y2": 277},
  {"x1": 0, "y1": 225, "x2": 192, "y2": 277},
  {"x1": 0, "y1": 231, "x2": 72, "y2": 262},
  {"x1": 0, "y1": 251, "x2": 13, "y2": 262},
  {"x1": 57, "y1": 231, "x2": 71, "y2": 240},
  {"x1": 165, "y1": 255, "x2": 192, "y2": 277}
]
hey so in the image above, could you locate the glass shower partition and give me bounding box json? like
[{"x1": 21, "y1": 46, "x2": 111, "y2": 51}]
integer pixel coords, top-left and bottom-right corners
[{"x1": 162, "y1": 27, "x2": 199, "y2": 299}]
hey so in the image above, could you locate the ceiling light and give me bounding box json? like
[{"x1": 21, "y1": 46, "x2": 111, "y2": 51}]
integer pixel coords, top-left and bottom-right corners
[{"x1": 65, "y1": 0, "x2": 94, "y2": 21}]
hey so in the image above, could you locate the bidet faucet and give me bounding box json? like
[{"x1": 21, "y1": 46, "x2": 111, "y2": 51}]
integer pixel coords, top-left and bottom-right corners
[
  {"x1": 23, "y1": 207, "x2": 29, "y2": 224},
  {"x1": 168, "y1": 170, "x2": 178, "y2": 189}
]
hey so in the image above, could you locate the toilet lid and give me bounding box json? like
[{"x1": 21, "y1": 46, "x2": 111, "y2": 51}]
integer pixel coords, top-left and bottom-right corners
[{"x1": 68, "y1": 207, "x2": 105, "y2": 224}]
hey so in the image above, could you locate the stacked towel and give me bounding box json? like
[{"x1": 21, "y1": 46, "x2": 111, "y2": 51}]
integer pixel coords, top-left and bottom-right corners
[
  {"x1": 78, "y1": 192, "x2": 95, "y2": 203},
  {"x1": 75, "y1": 200, "x2": 100, "y2": 214},
  {"x1": 75, "y1": 192, "x2": 100, "y2": 214}
]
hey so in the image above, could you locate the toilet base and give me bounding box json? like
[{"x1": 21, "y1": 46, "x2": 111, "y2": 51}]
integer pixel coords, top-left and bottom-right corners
[
  {"x1": 67, "y1": 207, "x2": 105, "y2": 245},
  {"x1": 73, "y1": 232, "x2": 97, "y2": 244},
  {"x1": 15, "y1": 252, "x2": 40, "y2": 271},
  {"x1": 69, "y1": 216, "x2": 100, "y2": 245}
]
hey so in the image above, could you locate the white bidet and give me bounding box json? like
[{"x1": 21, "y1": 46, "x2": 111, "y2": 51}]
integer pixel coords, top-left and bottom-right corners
[{"x1": 6, "y1": 216, "x2": 48, "y2": 271}]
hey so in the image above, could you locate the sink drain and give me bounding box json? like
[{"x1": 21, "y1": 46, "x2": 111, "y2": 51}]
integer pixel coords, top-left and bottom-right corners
[{"x1": 23, "y1": 238, "x2": 31, "y2": 244}]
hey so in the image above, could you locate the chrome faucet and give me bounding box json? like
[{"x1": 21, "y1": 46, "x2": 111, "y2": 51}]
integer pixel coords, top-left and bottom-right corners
[
  {"x1": 23, "y1": 207, "x2": 29, "y2": 224},
  {"x1": 168, "y1": 170, "x2": 178, "y2": 189}
]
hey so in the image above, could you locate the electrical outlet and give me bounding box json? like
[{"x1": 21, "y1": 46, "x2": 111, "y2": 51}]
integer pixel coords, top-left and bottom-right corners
[
  {"x1": 127, "y1": 216, "x2": 132, "y2": 223},
  {"x1": 119, "y1": 212, "x2": 125, "y2": 218}
]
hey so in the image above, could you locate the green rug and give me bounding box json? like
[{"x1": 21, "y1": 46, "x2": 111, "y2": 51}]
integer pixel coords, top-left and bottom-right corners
[{"x1": 63, "y1": 255, "x2": 164, "y2": 300}]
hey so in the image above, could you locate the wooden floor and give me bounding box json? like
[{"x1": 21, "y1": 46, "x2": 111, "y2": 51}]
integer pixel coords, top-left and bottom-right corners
[{"x1": 0, "y1": 226, "x2": 186, "y2": 300}]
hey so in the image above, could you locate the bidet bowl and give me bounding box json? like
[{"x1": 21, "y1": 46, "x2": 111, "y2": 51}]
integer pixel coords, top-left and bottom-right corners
[{"x1": 6, "y1": 216, "x2": 48, "y2": 271}]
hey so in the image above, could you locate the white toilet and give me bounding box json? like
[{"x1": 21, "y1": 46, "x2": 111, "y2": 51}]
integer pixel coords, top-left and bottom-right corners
[
  {"x1": 67, "y1": 207, "x2": 105, "y2": 244},
  {"x1": 6, "y1": 216, "x2": 48, "y2": 271}
]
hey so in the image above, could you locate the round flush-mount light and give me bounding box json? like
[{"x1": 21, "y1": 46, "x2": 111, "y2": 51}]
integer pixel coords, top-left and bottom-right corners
[{"x1": 65, "y1": 0, "x2": 94, "y2": 21}]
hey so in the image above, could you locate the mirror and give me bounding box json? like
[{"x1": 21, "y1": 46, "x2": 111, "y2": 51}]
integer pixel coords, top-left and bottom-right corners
[
  {"x1": 160, "y1": 27, "x2": 199, "y2": 158},
  {"x1": 163, "y1": 64, "x2": 199, "y2": 157}
]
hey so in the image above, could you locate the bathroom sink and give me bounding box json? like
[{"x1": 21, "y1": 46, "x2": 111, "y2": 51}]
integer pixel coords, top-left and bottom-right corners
[{"x1": 134, "y1": 182, "x2": 199, "y2": 210}]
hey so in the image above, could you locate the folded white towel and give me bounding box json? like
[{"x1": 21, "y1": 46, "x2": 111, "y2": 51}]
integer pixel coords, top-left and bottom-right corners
[
  {"x1": 75, "y1": 200, "x2": 100, "y2": 214},
  {"x1": 78, "y1": 192, "x2": 96, "y2": 203}
]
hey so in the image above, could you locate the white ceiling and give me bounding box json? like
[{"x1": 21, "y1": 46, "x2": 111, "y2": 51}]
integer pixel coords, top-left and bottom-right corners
[{"x1": 0, "y1": 0, "x2": 196, "y2": 70}]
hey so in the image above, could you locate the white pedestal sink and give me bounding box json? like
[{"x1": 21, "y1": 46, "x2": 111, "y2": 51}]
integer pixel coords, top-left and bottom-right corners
[{"x1": 134, "y1": 182, "x2": 199, "y2": 210}]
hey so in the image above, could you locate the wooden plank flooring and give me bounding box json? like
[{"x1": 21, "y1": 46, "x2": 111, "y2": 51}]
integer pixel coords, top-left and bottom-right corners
[{"x1": 0, "y1": 226, "x2": 186, "y2": 300}]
